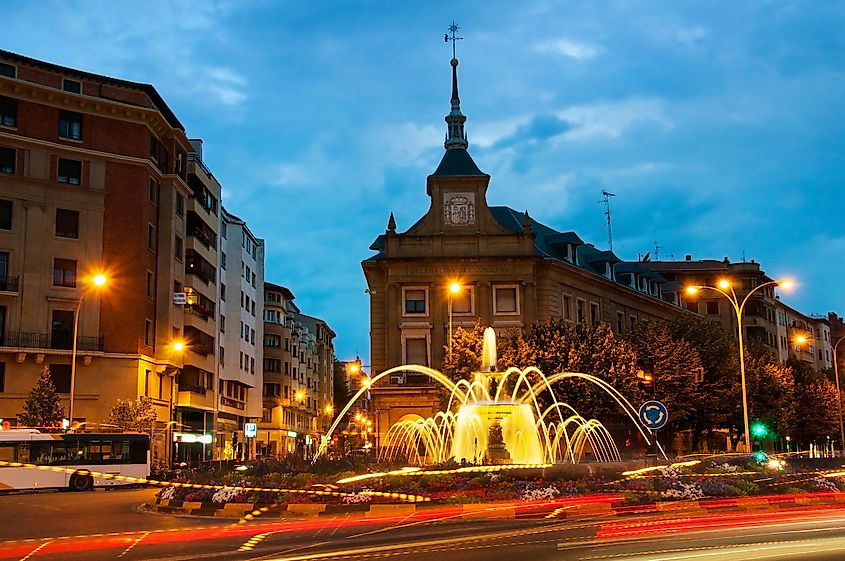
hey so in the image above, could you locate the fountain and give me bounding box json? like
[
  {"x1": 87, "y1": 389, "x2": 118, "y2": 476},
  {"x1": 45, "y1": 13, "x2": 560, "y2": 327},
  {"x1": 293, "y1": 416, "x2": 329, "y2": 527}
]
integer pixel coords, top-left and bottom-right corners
[{"x1": 317, "y1": 328, "x2": 658, "y2": 465}]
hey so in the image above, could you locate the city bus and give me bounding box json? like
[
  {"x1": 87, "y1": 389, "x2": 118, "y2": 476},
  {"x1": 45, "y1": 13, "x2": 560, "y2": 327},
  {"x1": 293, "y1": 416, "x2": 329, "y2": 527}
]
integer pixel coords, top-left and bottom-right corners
[{"x1": 0, "y1": 429, "x2": 150, "y2": 491}]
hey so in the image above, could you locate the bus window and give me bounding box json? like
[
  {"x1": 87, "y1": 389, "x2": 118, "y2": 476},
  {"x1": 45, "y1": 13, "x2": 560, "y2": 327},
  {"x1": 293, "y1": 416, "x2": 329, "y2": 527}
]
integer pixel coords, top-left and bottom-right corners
[
  {"x1": 0, "y1": 444, "x2": 14, "y2": 462},
  {"x1": 112, "y1": 441, "x2": 130, "y2": 463}
]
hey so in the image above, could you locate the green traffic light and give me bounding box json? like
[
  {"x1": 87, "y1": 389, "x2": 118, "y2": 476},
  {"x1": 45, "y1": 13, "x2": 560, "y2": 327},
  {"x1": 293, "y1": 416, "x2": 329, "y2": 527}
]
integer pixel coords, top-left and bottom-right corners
[{"x1": 752, "y1": 423, "x2": 766, "y2": 436}]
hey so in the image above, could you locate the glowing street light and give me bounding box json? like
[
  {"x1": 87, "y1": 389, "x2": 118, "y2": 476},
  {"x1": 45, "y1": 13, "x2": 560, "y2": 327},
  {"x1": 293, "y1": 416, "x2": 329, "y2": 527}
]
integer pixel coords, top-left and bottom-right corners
[
  {"x1": 172, "y1": 341, "x2": 185, "y2": 352},
  {"x1": 448, "y1": 281, "x2": 463, "y2": 355},
  {"x1": 69, "y1": 273, "x2": 108, "y2": 427},
  {"x1": 295, "y1": 390, "x2": 306, "y2": 403},
  {"x1": 684, "y1": 277, "x2": 794, "y2": 454},
  {"x1": 324, "y1": 404, "x2": 334, "y2": 415}
]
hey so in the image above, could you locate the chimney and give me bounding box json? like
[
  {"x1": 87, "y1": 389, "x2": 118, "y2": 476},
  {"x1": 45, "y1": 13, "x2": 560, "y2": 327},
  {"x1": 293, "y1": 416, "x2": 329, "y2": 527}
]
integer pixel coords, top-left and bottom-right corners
[{"x1": 685, "y1": 254, "x2": 692, "y2": 261}]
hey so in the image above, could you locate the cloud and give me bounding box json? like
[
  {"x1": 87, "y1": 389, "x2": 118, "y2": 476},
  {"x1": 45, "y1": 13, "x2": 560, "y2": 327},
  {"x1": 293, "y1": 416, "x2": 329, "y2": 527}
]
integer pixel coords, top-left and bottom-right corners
[
  {"x1": 535, "y1": 38, "x2": 601, "y2": 61},
  {"x1": 557, "y1": 99, "x2": 672, "y2": 142},
  {"x1": 204, "y1": 67, "x2": 248, "y2": 106}
]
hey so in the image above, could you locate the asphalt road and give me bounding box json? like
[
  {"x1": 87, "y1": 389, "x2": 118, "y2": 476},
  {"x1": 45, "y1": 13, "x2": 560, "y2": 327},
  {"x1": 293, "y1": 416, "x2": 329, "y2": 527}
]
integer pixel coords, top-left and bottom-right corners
[{"x1": 2, "y1": 490, "x2": 845, "y2": 560}]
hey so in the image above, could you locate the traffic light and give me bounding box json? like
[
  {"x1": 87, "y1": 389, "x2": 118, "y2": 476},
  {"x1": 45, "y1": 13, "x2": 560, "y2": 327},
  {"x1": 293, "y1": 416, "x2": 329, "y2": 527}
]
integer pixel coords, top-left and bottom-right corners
[{"x1": 752, "y1": 423, "x2": 767, "y2": 438}]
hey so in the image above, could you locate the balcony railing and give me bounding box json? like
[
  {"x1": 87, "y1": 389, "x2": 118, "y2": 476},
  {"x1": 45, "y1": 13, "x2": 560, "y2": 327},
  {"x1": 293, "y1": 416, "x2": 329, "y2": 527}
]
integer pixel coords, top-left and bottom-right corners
[
  {"x1": 220, "y1": 397, "x2": 245, "y2": 410},
  {"x1": 178, "y1": 382, "x2": 207, "y2": 395},
  {"x1": 0, "y1": 332, "x2": 104, "y2": 351},
  {"x1": 0, "y1": 275, "x2": 19, "y2": 292}
]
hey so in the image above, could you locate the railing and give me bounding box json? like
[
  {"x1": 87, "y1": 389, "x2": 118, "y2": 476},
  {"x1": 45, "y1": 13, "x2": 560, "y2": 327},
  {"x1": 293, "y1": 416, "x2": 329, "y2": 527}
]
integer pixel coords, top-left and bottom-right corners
[
  {"x1": 178, "y1": 382, "x2": 207, "y2": 396},
  {"x1": 0, "y1": 275, "x2": 20, "y2": 292},
  {"x1": 0, "y1": 332, "x2": 103, "y2": 351},
  {"x1": 220, "y1": 397, "x2": 245, "y2": 410},
  {"x1": 185, "y1": 303, "x2": 213, "y2": 321}
]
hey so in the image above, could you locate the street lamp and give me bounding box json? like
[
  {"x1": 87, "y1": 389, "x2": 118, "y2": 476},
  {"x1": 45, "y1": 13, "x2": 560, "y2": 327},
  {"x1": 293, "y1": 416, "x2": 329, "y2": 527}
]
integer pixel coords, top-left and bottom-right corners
[
  {"x1": 833, "y1": 335, "x2": 845, "y2": 456},
  {"x1": 685, "y1": 277, "x2": 794, "y2": 454},
  {"x1": 448, "y1": 282, "x2": 462, "y2": 355},
  {"x1": 68, "y1": 273, "x2": 108, "y2": 428}
]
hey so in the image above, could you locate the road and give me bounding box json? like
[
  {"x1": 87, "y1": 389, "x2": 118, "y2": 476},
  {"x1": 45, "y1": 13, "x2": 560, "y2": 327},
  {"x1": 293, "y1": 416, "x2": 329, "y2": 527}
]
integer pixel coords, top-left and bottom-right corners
[{"x1": 2, "y1": 490, "x2": 845, "y2": 560}]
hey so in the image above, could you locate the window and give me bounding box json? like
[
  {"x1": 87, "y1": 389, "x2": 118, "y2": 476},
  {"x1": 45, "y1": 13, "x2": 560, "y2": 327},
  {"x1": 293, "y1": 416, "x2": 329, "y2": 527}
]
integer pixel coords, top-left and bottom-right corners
[
  {"x1": 0, "y1": 147, "x2": 14, "y2": 174},
  {"x1": 149, "y1": 180, "x2": 158, "y2": 204},
  {"x1": 48, "y1": 364, "x2": 72, "y2": 393},
  {"x1": 451, "y1": 287, "x2": 472, "y2": 314},
  {"x1": 0, "y1": 362, "x2": 5, "y2": 392},
  {"x1": 219, "y1": 314, "x2": 225, "y2": 333},
  {"x1": 576, "y1": 299, "x2": 586, "y2": 323},
  {"x1": 219, "y1": 346, "x2": 225, "y2": 365},
  {"x1": 175, "y1": 193, "x2": 184, "y2": 217},
  {"x1": 59, "y1": 110, "x2": 82, "y2": 140},
  {"x1": 590, "y1": 302, "x2": 600, "y2": 326},
  {"x1": 250, "y1": 357, "x2": 255, "y2": 373},
  {"x1": 62, "y1": 79, "x2": 81, "y2": 93},
  {"x1": 52, "y1": 258, "x2": 76, "y2": 287},
  {"x1": 146, "y1": 271, "x2": 154, "y2": 298},
  {"x1": 147, "y1": 224, "x2": 156, "y2": 251},
  {"x1": 250, "y1": 328, "x2": 255, "y2": 345},
  {"x1": 251, "y1": 272, "x2": 256, "y2": 287},
  {"x1": 0, "y1": 96, "x2": 16, "y2": 127},
  {"x1": 0, "y1": 63, "x2": 14, "y2": 78},
  {"x1": 616, "y1": 311, "x2": 625, "y2": 334},
  {"x1": 174, "y1": 235, "x2": 182, "y2": 260},
  {"x1": 221, "y1": 252, "x2": 227, "y2": 269},
  {"x1": 50, "y1": 310, "x2": 74, "y2": 349},
  {"x1": 55, "y1": 208, "x2": 79, "y2": 238},
  {"x1": 0, "y1": 200, "x2": 10, "y2": 230},
  {"x1": 404, "y1": 288, "x2": 427, "y2": 315},
  {"x1": 685, "y1": 301, "x2": 700, "y2": 314},
  {"x1": 494, "y1": 286, "x2": 518, "y2": 314},
  {"x1": 220, "y1": 284, "x2": 226, "y2": 300},
  {"x1": 405, "y1": 338, "x2": 429, "y2": 367},
  {"x1": 144, "y1": 320, "x2": 153, "y2": 347},
  {"x1": 562, "y1": 294, "x2": 573, "y2": 321},
  {"x1": 57, "y1": 158, "x2": 81, "y2": 185},
  {"x1": 251, "y1": 300, "x2": 255, "y2": 316},
  {"x1": 706, "y1": 301, "x2": 719, "y2": 315}
]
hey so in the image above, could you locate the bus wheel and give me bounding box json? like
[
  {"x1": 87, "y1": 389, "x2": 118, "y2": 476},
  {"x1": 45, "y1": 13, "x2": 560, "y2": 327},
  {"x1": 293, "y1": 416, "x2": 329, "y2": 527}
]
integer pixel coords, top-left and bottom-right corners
[{"x1": 69, "y1": 472, "x2": 94, "y2": 492}]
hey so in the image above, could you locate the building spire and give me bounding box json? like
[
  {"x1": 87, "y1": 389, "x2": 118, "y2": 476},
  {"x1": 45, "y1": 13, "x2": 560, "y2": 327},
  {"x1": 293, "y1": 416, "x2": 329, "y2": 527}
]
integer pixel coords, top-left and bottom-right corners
[{"x1": 444, "y1": 21, "x2": 468, "y2": 150}]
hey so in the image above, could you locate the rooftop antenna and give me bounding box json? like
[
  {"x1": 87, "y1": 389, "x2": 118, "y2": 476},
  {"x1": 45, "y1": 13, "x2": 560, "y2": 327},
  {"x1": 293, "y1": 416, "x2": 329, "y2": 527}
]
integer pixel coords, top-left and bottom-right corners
[
  {"x1": 600, "y1": 190, "x2": 616, "y2": 250},
  {"x1": 654, "y1": 242, "x2": 661, "y2": 261}
]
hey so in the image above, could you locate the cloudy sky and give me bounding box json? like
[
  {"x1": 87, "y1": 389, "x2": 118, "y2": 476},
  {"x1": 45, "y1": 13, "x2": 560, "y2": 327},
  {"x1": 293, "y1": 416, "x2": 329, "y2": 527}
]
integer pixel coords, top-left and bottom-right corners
[{"x1": 6, "y1": 1, "x2": 844, "y2": 359}]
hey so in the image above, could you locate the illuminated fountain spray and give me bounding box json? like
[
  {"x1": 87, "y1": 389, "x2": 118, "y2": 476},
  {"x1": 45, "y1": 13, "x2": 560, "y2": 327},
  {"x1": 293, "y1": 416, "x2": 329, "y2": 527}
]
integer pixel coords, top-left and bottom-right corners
[{"x1": 316, "y1": 328, "x2": 658, "y2": 465}]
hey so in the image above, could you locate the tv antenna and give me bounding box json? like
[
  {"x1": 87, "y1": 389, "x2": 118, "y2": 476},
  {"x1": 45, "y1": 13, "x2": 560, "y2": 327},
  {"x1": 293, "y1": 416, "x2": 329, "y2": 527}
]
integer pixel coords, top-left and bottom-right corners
[
  {"x1": 654, "y1": 242, "x2": 661, "y2": 261},
  {"x1": 600, "y1": 190, "x2": 616, "y2": 250}
]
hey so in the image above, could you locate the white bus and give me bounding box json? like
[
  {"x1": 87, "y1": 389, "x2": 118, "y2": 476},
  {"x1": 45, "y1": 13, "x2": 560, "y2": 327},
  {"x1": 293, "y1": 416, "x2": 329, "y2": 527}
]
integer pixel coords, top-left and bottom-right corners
[{"x1": 0, "y1": 429, "x2": 150, "y2": 491}]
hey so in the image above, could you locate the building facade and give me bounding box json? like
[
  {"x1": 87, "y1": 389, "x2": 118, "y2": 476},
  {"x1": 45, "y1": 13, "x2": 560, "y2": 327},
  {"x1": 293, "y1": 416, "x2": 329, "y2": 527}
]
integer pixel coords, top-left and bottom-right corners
[
  {"x1": 0, "y1": 50, "x2": 193, "y2": 463},
  {"x1": 218, "y1": 208, "x2": 264, "y2": 459},
  {"x1": 362, "y1": 55, "x2": 686, "y2": 448},
  {"x1": 171, "y1": 140, "x2": 221, "y2": 463},
  {"x1": 258, "y1": 282, "x2": 335, "y2": 459}
]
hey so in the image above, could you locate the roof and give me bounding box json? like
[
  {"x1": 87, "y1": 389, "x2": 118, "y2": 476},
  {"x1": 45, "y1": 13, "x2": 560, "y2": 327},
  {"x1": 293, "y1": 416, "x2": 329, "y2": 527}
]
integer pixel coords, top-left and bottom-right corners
[
  {"x1": 430, "y1": 148, "x2": 488, "y2": 177},
  {"x1": 264, "y1": 281, "x2": 295, "y2": 301},
  {"x1": 0, "y1": 49, "x2": 184, "y2": 131}
]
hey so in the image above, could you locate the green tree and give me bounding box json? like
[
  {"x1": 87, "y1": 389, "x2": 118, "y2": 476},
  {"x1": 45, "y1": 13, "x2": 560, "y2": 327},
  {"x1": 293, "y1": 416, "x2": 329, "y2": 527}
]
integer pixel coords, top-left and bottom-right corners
[
  {"x1": 627, "y1": 319, "x2": 702, "y2": 435},
  {"x1": 441, "y1": 319, "x2": 487, "y2": 382},
  {"x1": 333, "y1": 359, "x2": 351, "y2": 417},
  {"x1": 744, "y1": 345, "x2": 796, "y2": 445},
  {"x1": 105, "y1": 396, "x2": 157, "y2": 433},
  {"x1": 18, "y1": 366, "x2": 64, "y2": 429},
  {"x1": 787, "y1": 357, "x2": 839, "y2": 446}
]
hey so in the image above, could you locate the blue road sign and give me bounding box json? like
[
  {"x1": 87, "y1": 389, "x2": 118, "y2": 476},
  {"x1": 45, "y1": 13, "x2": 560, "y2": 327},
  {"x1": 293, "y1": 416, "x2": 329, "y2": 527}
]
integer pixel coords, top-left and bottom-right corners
[{"x1": 639, "y1": 400, "x2": 669, "y2": 430}]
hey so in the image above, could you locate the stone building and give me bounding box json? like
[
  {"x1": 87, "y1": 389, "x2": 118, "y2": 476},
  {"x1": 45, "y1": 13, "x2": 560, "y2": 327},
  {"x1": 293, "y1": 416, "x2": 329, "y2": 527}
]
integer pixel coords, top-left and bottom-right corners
[
  {"x1": 0, "y1": 49, "x2": 193, "y2": 463},
  {"x1": 362, "y1": 55, "x2": 685, "y2": 448}
]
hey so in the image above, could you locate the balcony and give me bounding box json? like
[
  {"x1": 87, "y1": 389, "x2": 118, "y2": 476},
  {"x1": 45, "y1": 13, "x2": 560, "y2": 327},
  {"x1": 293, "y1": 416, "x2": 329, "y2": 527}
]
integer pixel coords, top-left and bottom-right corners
[
  {"x1": 185, "y1": 249, "x2": 216, "y2": 286},
  {"x1": 0, "y1": 275, "x2": 19, "y2": 293},
  {"x1": 186, "y1": 211, "x2": 217, "y2": 250},
  {"x1": 184, "y1": 289, "x2": 215, "y2": 321},
  {"x1": 0, "y1": 331, "x2": 103, "y2": 351},
  {"x1": 184, "y1": 325, "x2": 214, "y2": 356},
  {"x1": 220, "y1": 397, "x2": 246, "y2": 410}
]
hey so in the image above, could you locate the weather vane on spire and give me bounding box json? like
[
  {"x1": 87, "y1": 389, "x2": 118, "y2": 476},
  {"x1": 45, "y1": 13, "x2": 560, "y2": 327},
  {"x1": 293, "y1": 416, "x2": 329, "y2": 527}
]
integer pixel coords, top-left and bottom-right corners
[{"x1": 445, "y1": 21, "x2": 463, "y2": 59}]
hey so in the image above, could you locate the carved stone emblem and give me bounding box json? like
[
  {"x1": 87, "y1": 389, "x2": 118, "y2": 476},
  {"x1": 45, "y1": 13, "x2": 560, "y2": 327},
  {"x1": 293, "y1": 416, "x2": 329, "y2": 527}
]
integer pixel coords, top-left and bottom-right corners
[{"x1": 443, "y1": 192, "x2": 476, "y2": 225}]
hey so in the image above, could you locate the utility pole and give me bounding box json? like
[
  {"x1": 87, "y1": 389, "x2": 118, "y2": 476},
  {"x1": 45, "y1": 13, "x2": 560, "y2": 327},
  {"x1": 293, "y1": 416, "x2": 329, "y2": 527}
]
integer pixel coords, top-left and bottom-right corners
[{"x1": 600, "y1": 190, "x2": 616, "y2": 250}]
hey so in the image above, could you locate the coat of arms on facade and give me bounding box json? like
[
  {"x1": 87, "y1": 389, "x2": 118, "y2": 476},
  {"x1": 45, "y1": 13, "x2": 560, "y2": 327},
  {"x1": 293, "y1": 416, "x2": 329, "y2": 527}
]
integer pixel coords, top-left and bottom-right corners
[{"x1": 443, "y1": 192, "x2": 476, "y2": 225}]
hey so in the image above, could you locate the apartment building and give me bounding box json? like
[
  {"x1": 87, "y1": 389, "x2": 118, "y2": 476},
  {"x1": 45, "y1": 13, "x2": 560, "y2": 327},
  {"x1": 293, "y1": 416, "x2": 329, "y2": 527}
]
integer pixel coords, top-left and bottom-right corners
[
  {"x1": 171, "y1": 140, "x2": 220, "y2": 463},
  {"x1": 218, "y1": 208, "x2": 264, "y2": 459},
  {"x1": 774, "y1": 302, "x2": 833, "y2": 370},
  {"x1": 0, "y1": 50, "x2": 192, "y2": 463},
  {"x1": 259, "y1": 282, "x2": 335, "y2": 459}
]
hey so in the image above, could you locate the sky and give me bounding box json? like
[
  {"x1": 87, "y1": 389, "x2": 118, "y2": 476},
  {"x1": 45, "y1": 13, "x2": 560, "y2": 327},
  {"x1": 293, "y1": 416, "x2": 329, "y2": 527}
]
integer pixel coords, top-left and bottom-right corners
[{"x1": 5, "y1": 1, "x2": 845, "y2": 360}]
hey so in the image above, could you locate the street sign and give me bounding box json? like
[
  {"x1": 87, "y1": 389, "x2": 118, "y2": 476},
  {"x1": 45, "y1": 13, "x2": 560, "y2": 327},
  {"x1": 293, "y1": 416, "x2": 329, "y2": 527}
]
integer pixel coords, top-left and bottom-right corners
[
  {"x1": 638, "y1": 400, "x2": 668, "y2": 430},
  {"x1": 173, "y1": 292, "x2": 187, "y2": 305},
  {"x1": 244, "y1": 422, "x2": 257, "y2": 438}
]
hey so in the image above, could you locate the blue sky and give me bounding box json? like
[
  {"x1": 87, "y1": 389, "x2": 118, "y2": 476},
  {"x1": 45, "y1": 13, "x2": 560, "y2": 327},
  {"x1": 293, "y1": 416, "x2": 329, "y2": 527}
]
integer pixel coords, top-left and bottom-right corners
[{"x1": 6, "y1": 1, "x2": 845, "y2": 360}]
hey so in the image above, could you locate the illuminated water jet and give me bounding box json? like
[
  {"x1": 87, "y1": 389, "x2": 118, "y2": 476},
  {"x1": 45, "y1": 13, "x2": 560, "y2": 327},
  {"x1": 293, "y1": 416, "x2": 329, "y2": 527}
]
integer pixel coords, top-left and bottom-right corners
[{"x1": 317, "y1": 327, "x2": 658, "y2": 465}]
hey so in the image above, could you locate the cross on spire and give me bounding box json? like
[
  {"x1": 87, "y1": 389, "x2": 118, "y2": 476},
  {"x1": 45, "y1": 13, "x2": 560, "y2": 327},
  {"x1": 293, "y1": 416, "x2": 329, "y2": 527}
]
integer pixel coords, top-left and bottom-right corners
[{"x1": 445, "y1": 21, "x2": 463, "y2": 60}]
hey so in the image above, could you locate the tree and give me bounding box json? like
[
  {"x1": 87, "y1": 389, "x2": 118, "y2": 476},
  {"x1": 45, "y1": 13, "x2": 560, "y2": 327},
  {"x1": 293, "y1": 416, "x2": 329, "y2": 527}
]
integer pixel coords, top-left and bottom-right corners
[
  {"x1": 744, "y1": 345, "x2": 796, "y2": 444},
  {"x1": 787, "y1": 357, "x2": 840, "y2": 446},
  {"x1": 18, "y1": 366, "x2": 64, "y2": 429},
  {"x1": 332, "y1": 360, "x2": 351, "y2": 417},
  {"x1": 441, "y1": 319, "x2": 487, "y2": 382},
  {"x1": 106, "y1": 396, "x2": 157, "y2": 433}
]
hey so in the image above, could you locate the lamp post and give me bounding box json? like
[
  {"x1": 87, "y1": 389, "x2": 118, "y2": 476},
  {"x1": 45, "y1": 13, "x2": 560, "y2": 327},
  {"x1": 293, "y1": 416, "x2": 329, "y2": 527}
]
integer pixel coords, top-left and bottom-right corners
[
  {"x1": 68, "y1": 273, "x2": 107, "y2": 428},
  {"x1": 685, "y1": 277, "x2": 793, "y2": 454},
  {"x1": 833, "y1": 335, "x2": 845, "y2": 456},
  {"x1": 448, "y1": 282, "x2": 462, "y2": 355}
]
